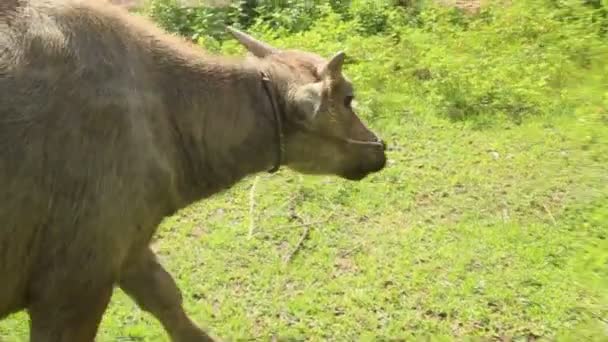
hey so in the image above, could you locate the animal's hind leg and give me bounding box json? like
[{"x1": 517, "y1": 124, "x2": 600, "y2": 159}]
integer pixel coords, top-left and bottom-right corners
[
  {"x1": 27, "y1": 279, "x2": 113, "y2": 342},
  {"x1": 119, "y1": 247, "x2": 215, "y2": 342}
]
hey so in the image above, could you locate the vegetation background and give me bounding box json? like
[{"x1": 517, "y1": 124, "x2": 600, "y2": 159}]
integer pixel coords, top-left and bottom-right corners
[{"x1": 1, "y1": 0, "x2": 607, "y2": 340}]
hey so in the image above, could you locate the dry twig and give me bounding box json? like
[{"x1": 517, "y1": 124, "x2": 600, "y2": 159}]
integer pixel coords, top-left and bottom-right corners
[
  {"x1": 247, "y1": 175, "x2": 260, "y2": 238},
  {"x1": 274, "y1": 218, "x2": 332, "y2": 230},
  {"x1": 283, "y1": 213, "x2": 334, "y2": 264},
  {"x1": 542, "y1": 203, "x2": 557, "y2": 226},
  {"x1": 283, "y1": 225, "x2": 312, "y2": 264}
]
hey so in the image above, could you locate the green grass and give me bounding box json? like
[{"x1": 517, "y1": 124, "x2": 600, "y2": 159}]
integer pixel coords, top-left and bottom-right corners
[
  {"x1": 2, "y1": 1, "x2": 608, "y2": 341},
  {"x1": 1, "y1": 114, "x2": 606, "y2": 341}
]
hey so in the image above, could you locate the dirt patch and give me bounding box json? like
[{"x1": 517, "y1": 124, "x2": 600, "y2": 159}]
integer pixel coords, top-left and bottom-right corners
[
  {"x1": 436, "y1": 0, "x2": 482, "y2": 13},
  {"x1": 109, "y1": 0, "x2": 231, "y2": 9},
  {"x1": 439, "y1": 0, "x2": 512, "y2": 14}
]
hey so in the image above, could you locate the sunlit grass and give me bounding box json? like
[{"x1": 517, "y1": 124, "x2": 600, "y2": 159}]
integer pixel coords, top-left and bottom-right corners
[{"x1": 2, "y1": 1, "x2": 607, "y2": 340}]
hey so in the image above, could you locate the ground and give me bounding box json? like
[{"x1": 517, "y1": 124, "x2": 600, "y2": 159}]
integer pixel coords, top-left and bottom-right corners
[
  {"x1": 1, "y1": 111, "x2": 606, "y2": 341},
  {"x1": 1, "y1": 1, "x2": 607, "y2": 340}
]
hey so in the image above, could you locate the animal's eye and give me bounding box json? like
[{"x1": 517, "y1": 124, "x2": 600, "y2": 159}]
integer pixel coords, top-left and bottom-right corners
[{"x1": 344, "y1": 96, "x2": 354, "y2": 108}]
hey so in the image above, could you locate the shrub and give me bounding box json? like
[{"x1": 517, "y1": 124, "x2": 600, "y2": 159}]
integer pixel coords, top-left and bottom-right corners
[{"x1": 141, "y1": 0, "x2": 608, "y2": 127}]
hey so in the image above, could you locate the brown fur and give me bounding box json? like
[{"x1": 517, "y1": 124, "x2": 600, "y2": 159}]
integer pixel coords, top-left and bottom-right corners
[{"x1": 0, "y1": 0, "x2": 386, "y2": 340}]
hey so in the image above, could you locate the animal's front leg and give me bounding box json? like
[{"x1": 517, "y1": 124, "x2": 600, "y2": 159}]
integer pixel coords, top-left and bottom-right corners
[
  {"x1": 27, "y1": 274, "x2": 114, "y2": 342},
  {"x1": 119, "y1": 247, "x2": 216, "y2": 342}
]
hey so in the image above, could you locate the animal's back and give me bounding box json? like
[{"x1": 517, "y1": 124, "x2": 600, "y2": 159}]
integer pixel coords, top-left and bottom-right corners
[{"x1": 0, "y1": 0, "x2": 173, "y2": 316}]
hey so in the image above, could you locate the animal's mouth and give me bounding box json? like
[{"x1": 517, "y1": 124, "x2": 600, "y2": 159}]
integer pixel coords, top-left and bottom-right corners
[
  {"x1": 337, "y1": 133, "x2": 387, "y2": 181},
  {"x1": 341, "y1": 149, "x2": 387, "y2": 181},
  {"x1": 287, "y1": 124, "x2": 388, "y2": 180}
]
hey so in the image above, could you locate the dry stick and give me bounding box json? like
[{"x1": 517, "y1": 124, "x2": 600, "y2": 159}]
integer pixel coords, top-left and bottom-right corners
[
  {"x1": 247, "y1": 175, "x2": 260, "y2": 239},
  {"x1": 283, "y1": 213, "x2": 334, "y2": 264},
  {"x1": 274, "y1": 218, "x2": 331, "y2": 230},
  {"x1": 340, "y1": 243, "x2": 363, "y2": 258},
  {"x1": 249, "y1": 174, "x2": 304, "y2": 238},
  {"x1": 266, "y1": 193, "x2": 298, "y2": 216},
  {"x1": 542, "y1": 203, "x2": 557, "y2": 226},
  {"x1": 276, "y1": 213, "x2": 360, "y2": 233},
  {"x1": 261, "y1": 174, "x2": 305, "y2": 219},
  {"x1": 283, "y1": 224, "x2": 312, "y2": 264}
]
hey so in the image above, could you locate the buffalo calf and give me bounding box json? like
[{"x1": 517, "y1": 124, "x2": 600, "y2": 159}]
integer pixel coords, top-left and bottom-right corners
[{"x1": 0, "y1": 0, "x2": 386, "y2": 340}]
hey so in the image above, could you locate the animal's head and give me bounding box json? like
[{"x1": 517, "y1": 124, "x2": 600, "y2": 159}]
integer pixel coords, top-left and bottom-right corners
[{"x1": 228, "y1": 27, "x2": 387, "y2": 181}]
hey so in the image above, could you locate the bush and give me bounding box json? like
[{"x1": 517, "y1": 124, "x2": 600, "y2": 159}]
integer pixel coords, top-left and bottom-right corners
[
  {"x1": 143, "y1": 0, "x2": 244, "y2": 50},
  {"x1": 141, "y1": 0, "x2": 608, "y2": 127}
]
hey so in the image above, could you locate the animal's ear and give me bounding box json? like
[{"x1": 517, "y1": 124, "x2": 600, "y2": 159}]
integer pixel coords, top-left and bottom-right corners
[
  {"x1": 226, "y1": 26, "x2": 278, "y2": 58},
  {"x1": 319, "y1": 51, "x2": 346, "y2": 79},
  {"x1": 293, "y1": 82, "x2": 325, "y2": 121}
]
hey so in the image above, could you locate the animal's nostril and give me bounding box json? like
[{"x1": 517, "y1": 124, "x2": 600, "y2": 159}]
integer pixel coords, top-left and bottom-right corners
[{"x1": 370, "y1": 134, "x2": 386, "y2": 150}]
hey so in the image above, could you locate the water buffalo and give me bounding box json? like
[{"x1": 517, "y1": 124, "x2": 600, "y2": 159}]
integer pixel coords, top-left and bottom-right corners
[{"x1": 0, "y1": 0, "x2": 386, "y2": 340}]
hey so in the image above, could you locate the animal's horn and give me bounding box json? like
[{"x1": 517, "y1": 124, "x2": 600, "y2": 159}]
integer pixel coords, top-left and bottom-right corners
[
  {"x1": 320, "y1": 51, "x2": 346, "y2": 78},
  {"x1": 226, "y1": 26, "x2": 277, "y2": 58}
]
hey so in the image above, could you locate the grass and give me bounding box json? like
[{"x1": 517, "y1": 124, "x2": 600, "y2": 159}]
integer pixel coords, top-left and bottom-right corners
[
  {"x1": 1, "y1": 113, "x2": 606, "y2": 341},
  {"x1": 1, "y1": 1, "x2": 608, "y2": 341}
]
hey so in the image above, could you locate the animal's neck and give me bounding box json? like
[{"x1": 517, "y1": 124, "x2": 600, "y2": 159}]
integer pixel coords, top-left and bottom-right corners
[{"x1": 156, "y1": 49, "x2": 281, "y2": 203}]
